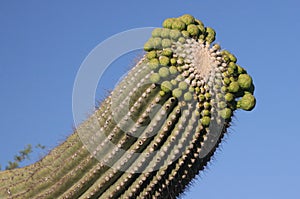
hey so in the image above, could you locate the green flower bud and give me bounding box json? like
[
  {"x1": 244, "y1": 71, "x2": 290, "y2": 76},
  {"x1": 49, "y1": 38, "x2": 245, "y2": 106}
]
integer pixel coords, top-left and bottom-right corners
[
  {"x1": 237, "y1": 93, "x2": 256, "y2": 111},
  {"x1": 181, "y1": 30, "x2": 190, "y2": 38},
  {"x1": 146, "y1": 51, "x2": 157, "y2": 60},
  {"x1": 221, "y1": 86, "x2": 227, "y2": 92},
  {"x1": 187, "y1": 24, "x2": 200, "y2": 37},
  {"x1": 159, "y1": 90, "x2": 165, "y2": 96},
  {"x1": 159, "y1": 67, "x2": 170, "y2": 77},
  {"x1": 223, "y1": 77, "x2": 231, "y2": 85},
  {"x1": 223, "y1": 55, "x2": 230, "y2": 63},
  {"x1": 178, "y1": 37, "x2": 186, "y2": 44},
  {"x1": 162, "y1": 18, "x2": 175, "y2": 29},
  {"x1": 176, "y1": 74, "x2": 184, "y2": 81},
  {"x1": 206, "y1": 35, "x2": 215, "y2": 44},
  {"x1": 152, "y1": 28, "x2": 162, "y2": 37},
  {"x1": 198, "y1": 34, "x2": 205, "y2": 40},
  {"x1": 184, "y1": 92, "x2": 193, "y2": 101},
  {"x1": 169, "y1": 29, "x2": 182, "y2": 40},
  {"x1": 204, "y1": 102, "x2": 211, "y2": 109},
  {"x1": 170, "y1": 58, "x2": 177, "y2": 65},
  {"x1": 218, "y1": 101, "x2": 227, "y2": 109},
  {"x1": 148, "y1": 58, "x2": 159, "y2": 70},
  {"x1": 169, "y1": 66, "x2": 178, "y2": 74},
  {"x1": 225, "y1": 93, "x2": 234, "y2": 102},
  {"x1": 238, "y1": 74, "x2": 253, "y2": 90},
  {"x1": 206, "y1": 27, "x2": 216, "y2": 36},
  {"x1": 228, "y1": 81, "x2": 240, "y2": 93},
  {"x1": 220, "y1": 108, "x2": 232, "y2": 119},
  {"x1": 198, "y1": 94, "x2": 205, "y2": 102},
  {"x1": 205, "y1": 92, "x2": 211, "y2": 100},
  {"x1": 161, "y1": 81, "x2": 173, "y2": 92},
  {"x1": 179, "y1": 14, "x2": 195, "y2": 25},
  {"x1": 150, "y1": 73, "x2": 160, "y2": 83},
  {"x1": 159, "y1": 56, "x2": 170, "y2": 66},
  {"x1": 171, "y1": 79, "x2": 177, "y2": 86},
  {"x1": 172, "y1": 19, "x2": 186, "y2": 31},
  {"x1": 172, "y1": 88, "x2": 182, "y2": 98},
  {"x1": 189, "y1": 86, "x2": 195, "y2": 93},
  {"x1": 153, "y1": 37, "x2": 162, "y2": 49},
  {"x1": 162, "y1": 38, "x2": 172, "y2": 48},
  {"x1": 162, "y1": 48, "x2": 173, "y2": 57},
  {"x1": 160, "y1": 28, "x2": 170, "y2": 38},
  {"x1": 178, "y1": 81, "x2": 188, "y2": 90},
  {"x1": 202, "y1": 109, "x2": 210, "y2": 116},
  {"x1": 227, "y1": 67, "x2": 235, "y2": 75},
  {"x1": 144, "y1": 41, "x2": 153, "y2": 51},
  {"x1": 201, "y1": 116, "x2": 211, "y2": 126}
]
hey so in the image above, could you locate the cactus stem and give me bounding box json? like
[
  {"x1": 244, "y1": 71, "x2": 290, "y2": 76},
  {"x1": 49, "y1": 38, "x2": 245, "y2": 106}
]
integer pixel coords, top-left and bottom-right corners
[{"x1": 0, "y1": 14, "x2": 256, "y2": 199}]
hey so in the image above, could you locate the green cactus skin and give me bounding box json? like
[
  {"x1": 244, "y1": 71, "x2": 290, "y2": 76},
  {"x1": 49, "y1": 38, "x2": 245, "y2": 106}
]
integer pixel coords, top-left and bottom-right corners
[{"x1": 0, "y1": 14, "x2": 256, "y2": 199}]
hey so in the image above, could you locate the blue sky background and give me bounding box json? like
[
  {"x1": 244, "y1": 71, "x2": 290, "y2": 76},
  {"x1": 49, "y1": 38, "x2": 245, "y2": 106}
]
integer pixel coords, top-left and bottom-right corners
[{"x1": 0, "y1": 1, "x2": 299, "y2": 198}]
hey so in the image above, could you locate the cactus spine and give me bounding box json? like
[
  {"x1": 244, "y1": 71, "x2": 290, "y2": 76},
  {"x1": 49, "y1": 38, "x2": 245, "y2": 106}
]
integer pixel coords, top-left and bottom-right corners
[{"x1": 0, "y1": 14, "x2": 256, "y2": 199}]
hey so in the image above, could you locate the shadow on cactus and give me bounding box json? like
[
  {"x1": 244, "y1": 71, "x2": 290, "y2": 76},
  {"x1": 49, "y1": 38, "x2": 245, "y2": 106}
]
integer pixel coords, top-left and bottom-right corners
[{"x1": 0, "y1": 14, "x2": 256, "y2": 199}]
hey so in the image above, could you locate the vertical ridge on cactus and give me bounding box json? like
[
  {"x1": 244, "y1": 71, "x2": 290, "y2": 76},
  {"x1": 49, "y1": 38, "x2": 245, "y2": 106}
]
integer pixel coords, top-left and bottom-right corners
[{"x1": 0, "y1": 14, "x2": 256, "y2": 199}]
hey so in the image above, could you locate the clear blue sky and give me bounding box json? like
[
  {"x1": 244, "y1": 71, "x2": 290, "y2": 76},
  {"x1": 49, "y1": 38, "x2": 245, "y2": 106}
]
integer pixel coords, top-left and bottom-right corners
[{"x1": 0, "y1": 1, "x2": 299, "y2": 198}]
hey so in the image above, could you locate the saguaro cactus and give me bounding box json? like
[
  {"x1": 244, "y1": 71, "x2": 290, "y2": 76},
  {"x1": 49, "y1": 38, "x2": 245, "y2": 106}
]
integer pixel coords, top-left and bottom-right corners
[{"x1": 0, "y1": 14, "x2": 256, "y2": 199}]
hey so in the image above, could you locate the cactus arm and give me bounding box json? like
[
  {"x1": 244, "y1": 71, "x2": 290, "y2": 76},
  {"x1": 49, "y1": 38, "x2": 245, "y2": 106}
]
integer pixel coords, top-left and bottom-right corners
[{"x1": 0, "y1": 14, "x2": 256, "y2": 199}]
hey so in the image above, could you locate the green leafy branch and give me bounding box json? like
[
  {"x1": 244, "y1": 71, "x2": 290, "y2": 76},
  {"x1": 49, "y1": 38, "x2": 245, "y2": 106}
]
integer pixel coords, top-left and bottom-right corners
[{"x1": 0, "y1": 144, "x2": 45, "y2": 170}]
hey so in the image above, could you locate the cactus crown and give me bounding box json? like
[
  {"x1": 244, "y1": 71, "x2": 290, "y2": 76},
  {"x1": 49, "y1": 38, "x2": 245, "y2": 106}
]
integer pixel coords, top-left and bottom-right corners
[{"x1": 145, "y1": 14, "x2": 255, "y2": 116}]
